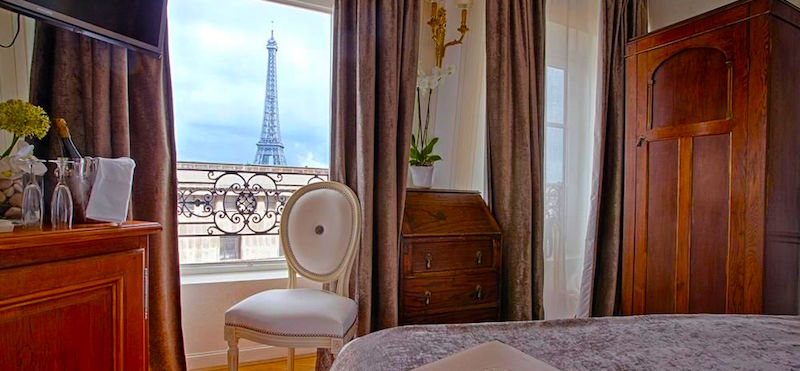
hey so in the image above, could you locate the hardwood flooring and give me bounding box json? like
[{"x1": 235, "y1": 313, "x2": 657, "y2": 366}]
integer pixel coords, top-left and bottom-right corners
[{"x1": 197, "y1": 355, "x2": 316, "y2": 371}]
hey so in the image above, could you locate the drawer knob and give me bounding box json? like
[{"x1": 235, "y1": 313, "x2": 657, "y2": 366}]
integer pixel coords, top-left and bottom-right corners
[
  {"x1": 475, "y1": 250, "x2": 483, "y2": 265},
  {"x1": 424, "y1": 291, "x2": 431, "y2": 306},
  {"x1": 475, "y1": 285, "x2": 483, "y2": 301},
  {"x1": 425, "y1": 253, "x2": 433, "y2": 269}
]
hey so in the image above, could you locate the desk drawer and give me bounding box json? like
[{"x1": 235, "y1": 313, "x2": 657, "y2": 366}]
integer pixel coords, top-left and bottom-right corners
[
  {"x1": 408, "y1": 239, "x2": 494, "y2": 274},
  {"x1": 402, "y1": 272, "x2": 498, "y2": 313}
]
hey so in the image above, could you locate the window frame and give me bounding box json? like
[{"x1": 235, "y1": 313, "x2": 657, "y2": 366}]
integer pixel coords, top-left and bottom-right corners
[
  {"x1": 172, "y1": 0, "x2": 333, "y2": 278},
  {"x1": 543, "y1": 65, "x2": 567, "y2": 262}
]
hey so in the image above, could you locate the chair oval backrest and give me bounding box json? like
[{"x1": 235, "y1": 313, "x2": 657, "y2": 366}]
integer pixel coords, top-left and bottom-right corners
[{"x1": 280, "y1": 181, "x2": 361, "y2": 284}]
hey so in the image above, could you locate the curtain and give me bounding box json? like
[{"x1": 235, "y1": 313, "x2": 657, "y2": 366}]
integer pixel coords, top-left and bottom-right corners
[
  {"x1": 542, "y1": 0, "x2": 601, "y2": 320},
  {"x1": 317, "y1": 0, "x2": 420, "y2": 369},
  {"x1": 29, "y1": 24, "x2": 187, "y2": 370},
  {"x1": 486, "y1": 0, "x2": 546, "y2": 321},
  {"x1": 578, "y1": 0, "x2": 648, "y2": 318}
]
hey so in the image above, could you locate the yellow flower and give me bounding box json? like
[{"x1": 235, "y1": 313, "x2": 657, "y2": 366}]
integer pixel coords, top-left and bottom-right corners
[{"x1": 0, "y1": 99, "x2": 51, "y2": 139}]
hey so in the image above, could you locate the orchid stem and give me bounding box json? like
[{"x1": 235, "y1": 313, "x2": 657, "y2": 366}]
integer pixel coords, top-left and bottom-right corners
[
  {"x1": 423, "y1": 88, "x2": 432, "y2": 146},
  {"x1": 416, "y1": 87, "x2": 423, "y2": 150}
]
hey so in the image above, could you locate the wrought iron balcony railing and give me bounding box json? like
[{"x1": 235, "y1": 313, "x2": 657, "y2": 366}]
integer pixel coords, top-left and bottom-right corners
[
  {"x1": 177, "y1": 161, "x2": 328, "y2": 264},
  {"x1": 544, "y1": 182, "x2": 564, "y2": 261}
]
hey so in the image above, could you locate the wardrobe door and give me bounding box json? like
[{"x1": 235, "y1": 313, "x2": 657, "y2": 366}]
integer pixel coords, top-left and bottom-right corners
[{"x1": 626, "y1": 23, "x2": 749, "y2": 315}]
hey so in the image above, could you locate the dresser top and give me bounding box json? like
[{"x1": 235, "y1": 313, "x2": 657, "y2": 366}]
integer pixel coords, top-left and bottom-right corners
[{"x1": 1, "y1": 221, "x2": 161, "y2": 248}]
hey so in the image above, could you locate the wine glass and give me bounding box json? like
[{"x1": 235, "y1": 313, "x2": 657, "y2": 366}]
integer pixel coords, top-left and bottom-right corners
[
  {"x1": 51, "y1": 158, "x2": 74, "y2": 229},
  {"x1": 17, "y1": 158, "x2": 45, "y2": 228}
]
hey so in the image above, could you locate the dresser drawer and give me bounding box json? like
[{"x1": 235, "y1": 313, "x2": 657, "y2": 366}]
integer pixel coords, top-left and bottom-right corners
[
  {"x1": 402, "y1": 272, "x2": 498, "y2": 313},
  {"x1": 408, "y1": 239, "x2": 494, "y2": 274},
  {"x1": 402, "y1": 307, "x2": 499, "y2": 325}
]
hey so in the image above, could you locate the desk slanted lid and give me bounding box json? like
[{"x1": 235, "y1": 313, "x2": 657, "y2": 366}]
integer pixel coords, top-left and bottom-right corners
[{"x1": 402, "y1": 190, "x2": 500, "y2": 237}]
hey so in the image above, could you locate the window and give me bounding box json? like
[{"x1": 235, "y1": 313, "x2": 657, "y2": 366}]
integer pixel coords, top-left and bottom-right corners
[
  {"x1": 545, "y1": 66, "x2": 566, "y2": 186},
  {"x1": 169, "y1": 0, "x2": 332, "y2": 270},
  {"x1": 543, "y1": 0, "x2": 601, "y2": 319}
]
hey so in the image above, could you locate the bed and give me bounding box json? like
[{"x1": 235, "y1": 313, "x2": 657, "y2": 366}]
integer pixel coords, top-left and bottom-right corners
[{"x1": 330, "y1": 315, "x2": 800, "y2": 370}]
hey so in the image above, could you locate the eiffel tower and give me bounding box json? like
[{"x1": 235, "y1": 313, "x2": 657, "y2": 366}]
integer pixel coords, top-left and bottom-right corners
[{"x1": 254, "y1": 28, "x2": 286, "y2": 165}]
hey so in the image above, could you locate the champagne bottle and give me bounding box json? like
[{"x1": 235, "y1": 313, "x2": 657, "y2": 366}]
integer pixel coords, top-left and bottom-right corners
[{"x1": 53, "y1": 118, "x2": 83, "y2": 158}]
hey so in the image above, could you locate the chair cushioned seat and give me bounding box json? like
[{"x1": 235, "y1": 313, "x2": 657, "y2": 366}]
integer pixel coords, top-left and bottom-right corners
[{"x1": 225, "y1": 288, "x2": 357, "y2": 338}]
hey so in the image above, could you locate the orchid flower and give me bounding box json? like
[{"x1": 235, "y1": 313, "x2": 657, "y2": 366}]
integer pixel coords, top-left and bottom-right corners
[{"x1": 0, "y1": 140, "x2": 46, "y2": 178}]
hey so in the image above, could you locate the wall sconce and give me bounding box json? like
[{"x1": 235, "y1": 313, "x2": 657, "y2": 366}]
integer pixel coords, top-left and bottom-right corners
[{"x1": 428, "y1": 0, "x2": 470, "y2": 68}]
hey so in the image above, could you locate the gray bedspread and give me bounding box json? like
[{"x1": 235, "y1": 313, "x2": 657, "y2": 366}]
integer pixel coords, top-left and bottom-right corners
[{"x1": 330, "y1": 315, "x2": 800, "y2": 370}]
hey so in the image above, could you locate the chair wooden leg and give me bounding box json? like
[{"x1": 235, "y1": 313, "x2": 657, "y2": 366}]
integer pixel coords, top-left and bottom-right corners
[
  {"x1": 287, "y1": 347, "x2": 295, "y2": 371},
  {"x1": 225, "y1": 328, "x2": 239, "y2": 371}
]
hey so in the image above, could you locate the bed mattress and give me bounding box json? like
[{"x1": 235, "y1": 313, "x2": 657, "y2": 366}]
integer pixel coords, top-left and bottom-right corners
[{"x1": 330, "y1": 314, "x2": 800, "y2": 370}]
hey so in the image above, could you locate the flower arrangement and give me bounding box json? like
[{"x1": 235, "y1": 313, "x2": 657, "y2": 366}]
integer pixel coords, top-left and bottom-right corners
[
  {"x1": 0, "y1": 99, "x2": 50, "y2": 179},
  {"x1": 410, "y1": 64, "x2": 455, "y2": 167}
]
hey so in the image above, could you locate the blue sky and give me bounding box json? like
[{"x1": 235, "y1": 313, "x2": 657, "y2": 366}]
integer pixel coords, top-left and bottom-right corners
[{"x1": 168, "y1": 0, "x2": 331, "y2": 167}]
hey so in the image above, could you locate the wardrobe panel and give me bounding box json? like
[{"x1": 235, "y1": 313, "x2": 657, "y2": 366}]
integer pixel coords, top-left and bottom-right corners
[
  {"x1": 645, "y1": 140, "x2": 679, "y2": 314},
  {"x1": 689, "y1": 134, "x2": 730, "y2": 313},
  {"x1": 651, "y1": 48, "x2": 729, "y2": 129}
]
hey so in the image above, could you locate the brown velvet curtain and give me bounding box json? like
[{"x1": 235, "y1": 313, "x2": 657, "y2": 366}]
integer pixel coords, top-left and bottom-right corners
[
  {"x1": 485, "y1": 0, "x2": 546, "y2": 321},
  {"x1": 578, "y1": 0, "x2": 648, "y2": 318},
  {"x1": 29, "y1": 24, "x2": 187, "y2": 370},
  {"x1": 316, "y1": 0, "x2": 420, "y2": 369}
]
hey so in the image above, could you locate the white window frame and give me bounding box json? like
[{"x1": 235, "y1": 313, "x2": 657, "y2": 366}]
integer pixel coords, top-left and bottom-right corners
[
  {"x1": 173, "y1": 0, "x2": 333, "y2": 278},
  {"x1": 180, "y1": 257, "x2": 289, "y2": 276}
]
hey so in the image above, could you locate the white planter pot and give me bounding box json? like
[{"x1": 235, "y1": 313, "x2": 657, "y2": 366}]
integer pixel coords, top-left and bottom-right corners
[{"x1": 410, "y1": 165, "x2": 434, "y2": 188}]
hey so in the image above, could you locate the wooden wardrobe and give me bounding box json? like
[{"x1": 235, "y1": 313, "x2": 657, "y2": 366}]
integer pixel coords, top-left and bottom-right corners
[{"x1": 622, "y1": 0, "x2": 800, "y2": 315}]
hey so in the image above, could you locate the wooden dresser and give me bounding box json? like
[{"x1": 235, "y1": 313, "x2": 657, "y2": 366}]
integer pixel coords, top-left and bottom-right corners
[
  {"x1": 400, "y1": 189, "x2": 502, "y2": 325},
  {"x1": 0, "y1": 221, "x2": 160, "y2": 370},
  {"x1": 622, "y1": 0, "x2": 800, "y2": 315}
]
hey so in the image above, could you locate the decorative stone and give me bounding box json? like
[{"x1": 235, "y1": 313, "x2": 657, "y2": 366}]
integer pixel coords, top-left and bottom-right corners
[
  {"x1": 13, "y1": 182, "x2": 22, "y2": 193},
  {"x1": 4, "y1": 206, "x2": 21, "y2": 219},
  {"x1": 3, "y1": 187, "x2": 14, "y2": 197},
  {"x1": 9, "y1": 193, "x2": 22, "y2": 207},
  {"x1": 0, "y1": 192, "x2": 6, "y2": 204},
  {"x1": 8, "y1": 193, "x2": 22, "y2": 207},
  {"x1": 0, "y1": 179, "x2": 13, "y2": 189}
]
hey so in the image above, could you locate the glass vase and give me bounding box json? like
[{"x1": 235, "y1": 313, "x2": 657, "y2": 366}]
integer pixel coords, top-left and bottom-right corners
[{"x1": 0, "y1": 176, "x2": 23, "y2": 223}]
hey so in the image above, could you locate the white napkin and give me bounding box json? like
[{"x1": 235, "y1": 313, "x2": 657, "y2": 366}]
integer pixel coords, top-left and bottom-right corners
[{"x1": 86, "y1": 157, "x2": 136, "y2": 224}]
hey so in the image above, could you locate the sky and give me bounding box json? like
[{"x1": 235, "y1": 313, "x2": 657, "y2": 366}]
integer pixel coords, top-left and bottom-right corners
[{"x1": 168, "y1": 0, "x2": 331, "y2": 167}]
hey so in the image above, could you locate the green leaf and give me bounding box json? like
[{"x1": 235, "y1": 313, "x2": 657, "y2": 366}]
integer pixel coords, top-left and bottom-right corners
[
  {"x1": 422, "y1": 137, "x2": 439, "y2": 156},
  {"x1": 409, "y1": 146, "x2": 419, "y2": 160},
  {"x1": 426, "y1": 154, "x2": 442, "y2": 163},
  {"x1": 411, "y1": 133, "x2": 416, "y2": 147}
]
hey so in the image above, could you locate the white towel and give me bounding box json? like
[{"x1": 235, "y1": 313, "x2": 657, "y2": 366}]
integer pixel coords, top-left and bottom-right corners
[{"x1": 86, "y1": 157, "x2": 136, "y2": 224}]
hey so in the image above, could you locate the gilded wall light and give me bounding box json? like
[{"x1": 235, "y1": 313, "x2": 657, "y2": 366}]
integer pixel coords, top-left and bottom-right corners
[{"x1": 428, "y1": 0, "x2": 470, "y2": 68}]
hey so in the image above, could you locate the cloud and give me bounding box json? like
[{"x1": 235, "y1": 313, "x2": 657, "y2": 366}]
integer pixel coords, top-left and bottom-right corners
[
  {"x1": 169, "y1": 0, "x2": 331, "y2": 167},
  {"x1": 297, "y1": 151, "x2": 326, "y2": 168}
]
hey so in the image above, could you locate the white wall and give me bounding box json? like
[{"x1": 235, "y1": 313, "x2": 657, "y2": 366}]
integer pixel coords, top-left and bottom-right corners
[
  {"x1": 0, "y1": 8, "x2": 34, "y2": 152},
  {"x1": 181, "y1": 273, "x2": 320, "y2": 369},
  {"x1": 648, "y1": 0, "x2": 800, "y2": 31},
  {"x1": 416, "y1": 0, "x2": 486, "y2": 193}
]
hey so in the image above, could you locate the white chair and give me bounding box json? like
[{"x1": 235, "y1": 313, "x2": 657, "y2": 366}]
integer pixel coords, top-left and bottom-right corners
[{"x1": 224, "y1": 181, "x2": 361, "y2": 371}]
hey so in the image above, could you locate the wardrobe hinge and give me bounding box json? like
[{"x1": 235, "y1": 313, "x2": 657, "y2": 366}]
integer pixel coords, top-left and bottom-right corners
[{"x1": 144, "y1": 267, "x2": 149, "y2": 320}]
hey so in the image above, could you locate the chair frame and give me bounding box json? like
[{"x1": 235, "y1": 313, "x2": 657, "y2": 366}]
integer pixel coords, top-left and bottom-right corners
[{"x1": 225, "y1": 181, "x2": 361, "y2": 371}]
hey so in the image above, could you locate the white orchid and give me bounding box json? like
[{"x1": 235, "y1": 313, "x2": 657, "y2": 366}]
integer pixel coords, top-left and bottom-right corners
[
  {"x1": 417, "y1": 64, "x2": 457, "y2": 91},
  {"x1": 411, "y1": 64, "x2": 458, "y2": 167},
  {"x1": 417, "y1": 75, "x2": 430, "y2": 90},
  {"x1": 0, "y1": 140, "x2": 46, "y2": 179}
]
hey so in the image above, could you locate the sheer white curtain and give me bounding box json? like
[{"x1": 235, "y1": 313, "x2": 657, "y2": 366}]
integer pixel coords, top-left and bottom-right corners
[{"x1": 543, "y1": 0, "x2": 601, "y2": 320}]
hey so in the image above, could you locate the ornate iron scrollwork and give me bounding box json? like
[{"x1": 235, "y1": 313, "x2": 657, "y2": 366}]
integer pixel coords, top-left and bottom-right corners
[{"x1": 177, "y1": 166, "x2": 328, "y2": 237}]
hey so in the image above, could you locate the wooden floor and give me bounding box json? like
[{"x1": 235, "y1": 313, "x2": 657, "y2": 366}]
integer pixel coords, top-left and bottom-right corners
[{"x1": 198, "y1": 355, "x2": 316, "y2": 371}]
